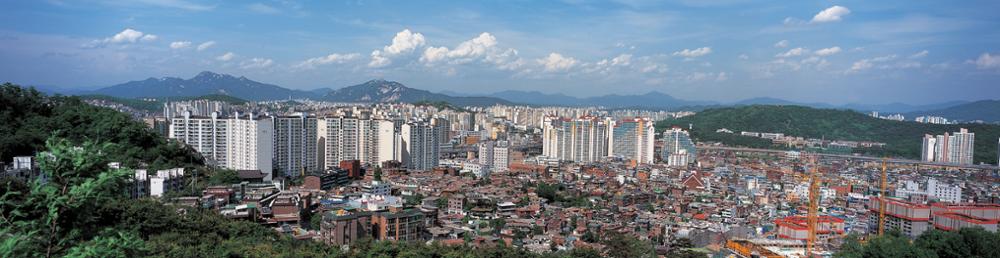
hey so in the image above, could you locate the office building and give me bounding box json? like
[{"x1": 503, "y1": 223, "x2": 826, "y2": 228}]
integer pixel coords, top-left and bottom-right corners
[
  {"x1": 662, "y1": 127, "x2": 696, "y2": 165},
  {"x1": 273, "y1": 113, "x2": 318, "y2": 178},
  {"x1": 400, "y1": 121, "x2": 440, "y2": 171},
  {"x1": 226, "y1": 112, "x2": 273, "y2": 181},
  {"x1": 168, "y1": 111, "x2": 228, "y2": 167},
  {"x1": 541, "y1": 116, "x2": 611, "y2": 163},
  {"x1": 610, "y1": 118, "x2": 655, "y2": 164}
]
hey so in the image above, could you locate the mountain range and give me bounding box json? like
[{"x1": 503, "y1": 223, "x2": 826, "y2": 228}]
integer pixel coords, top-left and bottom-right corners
[{"x1": 28, "y1": 71, "x2": 997, "y2": 121}]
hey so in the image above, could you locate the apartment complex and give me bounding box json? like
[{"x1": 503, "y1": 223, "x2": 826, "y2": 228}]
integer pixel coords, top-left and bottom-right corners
[
  {"x1": 169, "y1": 111, "x2": 228, "y2": 167},
  {"x1": 478, "y1": 140, "x2": 510, "y2": 175},
  {"x1": 610, "y1": 118, "x2": 656, "y2": 164},
  {"x1": 541, "y1": 116, "x2": 611, "y2": 163},
  {"x1": 921, "y1": 128, "x2": 975, "y2": 164}
]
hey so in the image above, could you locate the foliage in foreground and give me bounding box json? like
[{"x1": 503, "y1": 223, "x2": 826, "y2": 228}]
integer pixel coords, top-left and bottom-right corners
[{"x1": 835, "y1": 228, "x2": 1000, "y2": 258}]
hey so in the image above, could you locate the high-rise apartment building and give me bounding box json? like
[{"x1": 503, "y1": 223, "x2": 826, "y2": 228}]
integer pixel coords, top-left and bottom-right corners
[
  {"x1": 610, "y1": 118, "x2": 655, "y2": 164},
  {"x1": 273, "y1": 113, "x2": 318, "y2": 178},
  {"x1": 478, "y1": 140, "x2": 510, "y2": 175},
  {"x1": 226, "y1": 112, "x2": 274, "y2": 181},
  {"x1": 399, "y1": 121, "x2": 439, "y2": 171},
  {"x1": 541, "y1": 116, "x2": 611, "y2": 163},
  {"x1": 662, "y1": 127, "x2": 696, "y2": 166},
  {"x1": 359, "y1": 119, "x2": 397, "y2": 166},
  {"x1": 921, "y1": 128, "x2": 975, "y2": 165},
  {"x1": 318, "y1": 116, "x2": 360, "y2": 169},
  {"x1": 168, "y1": 111, "x2": 228, "y2": 167}
]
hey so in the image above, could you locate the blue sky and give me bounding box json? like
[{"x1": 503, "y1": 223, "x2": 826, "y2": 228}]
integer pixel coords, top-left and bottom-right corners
[{"x1": 1, "y1": 0, "x2": 999, "y2": 104}]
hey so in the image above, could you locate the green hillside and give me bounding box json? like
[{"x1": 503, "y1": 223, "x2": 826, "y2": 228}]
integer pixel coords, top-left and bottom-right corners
[
  {"x1": 656, "y1": 105, "x2": 1000, "y2": 165},
  {"x1": 78, "y1": 94, "x2": 249, "y2": 112}
]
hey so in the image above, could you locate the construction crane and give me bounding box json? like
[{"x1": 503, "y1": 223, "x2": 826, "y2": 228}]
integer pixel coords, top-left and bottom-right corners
[
  {"x1": 878, "y1": 158, "x2": 888, "y2": 236},
  {"x1": 806, "y1": 154, "x2": 820, "y2": 257}
]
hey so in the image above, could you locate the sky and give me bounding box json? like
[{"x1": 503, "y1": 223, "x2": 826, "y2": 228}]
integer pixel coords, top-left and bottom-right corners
[{"x1": 1, "y1": 0, "x2": 999, "y2": 104}]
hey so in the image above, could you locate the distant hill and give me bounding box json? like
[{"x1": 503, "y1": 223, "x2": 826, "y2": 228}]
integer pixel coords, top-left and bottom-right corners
[
  {"x1": 91, "y1": 71, "x2": 314, "y2": 101},
  {"x1": 487, "y1": 90, "x2": 714, "y2": 108},
  {"x1": 324, "y1": 79, "x2": 512, "y2": 107},
  {"x1": 79, "y1": 94, "x2": 249, "y2": 112},
  {"x1": 905, "y1": 100, "x2": 1000, "y2": 123},
  {"x1": 656, "y1": 105, "x2": 1000, "y2": 165}
]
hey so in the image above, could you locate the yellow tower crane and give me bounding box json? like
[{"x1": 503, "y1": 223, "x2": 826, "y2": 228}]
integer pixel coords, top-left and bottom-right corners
[
  {"x1": 806, "y1": 154, "x2": 820, "y2": 257},
  {"x1": 878, "y1": 158, "x2": 888, "y2": 236}
]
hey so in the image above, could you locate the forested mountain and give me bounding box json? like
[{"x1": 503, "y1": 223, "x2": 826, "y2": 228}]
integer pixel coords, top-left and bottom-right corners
[
  {"x1": 905, "y1": 100, "x2": 1000, "y2": 123},
  {"x1": 324, "y1": 79, "x2": 513, "y2": 107},
  {"x1": 656, "y1": 105, "x2": 1000, "y2": 164},
  {"x1": 91, "y1": 71, "x2": 315, "y2": 101}
]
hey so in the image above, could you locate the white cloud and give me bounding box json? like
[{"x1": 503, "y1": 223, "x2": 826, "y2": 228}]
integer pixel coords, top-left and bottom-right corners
[
  {"x1": 783, "y1": 17, "x2": 805, "y2": 25},
  {"x1": 814, "y1": 46, "x2": 842, "y2": 56},
  {"x1": 247, "y1": 3, "x2": 280, "y2": 14},
  {"x1": 240, "y1": 57, "x2": 273, "y2": 69},
  {"x1": 672, "y1": 47, "x2": 712, "y2": 58},
  {"x1": 369, "y1": 29, "x2": 426, "y2": 68},
  {"x1": 216, "y1": 52, "x2": 235, "y2": 61},
  {"x1": 537, "y1": 52, "x2": 578, "y2": 72},
  {"x1": 295, "y1": 53, "x2": 361, "y2": 69},
  {"x1": 812, "y1": 6, "x2": 851, "y2": 23},
  {"x1": 197, "y1": 41, "x2": 216, "y2": 51},
  {"x1": 909, "y1": 50, "x2": 929, "y2": 59},
  {"x1": 972, "y1": 53, "x2": 1000, "y2": 70},
  {"x1": 134, "y1": 0, "x2": 214, "y2": 11},
  {"x1": 716, "y1": 72, "x2": 729, "y2": 81},
  {"x1": 738, "y1": 54, "x2": 749, "y2": 60},
  {"x1": 776, "y1": 47, "x2": 806, "y2": 58},
  {"x1": 420, "y1": 32, "x2": 497, "y2": 64},
  {"x1": 89, "y1": 28, "x2": 158, "y2": 47},
  {"x1": 849, "y1": 55, "x2": 898, "y2": 72},
  {"x1": 774, "y1": 40, "x2": 789, "y2": 48},
  {"x1": 169, "y1": 41, "x2": 191, "y2": 49}
]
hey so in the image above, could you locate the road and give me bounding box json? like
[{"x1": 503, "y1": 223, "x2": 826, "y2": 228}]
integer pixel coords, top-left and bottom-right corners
[{"x1": 699, "y1": 145, "x2": 1000, "y2": 170}]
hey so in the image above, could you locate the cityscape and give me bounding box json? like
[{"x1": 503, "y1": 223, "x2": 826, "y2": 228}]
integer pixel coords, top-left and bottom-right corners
[{"x1": 2, "y1": 1, "x2": 1000, "y2": 258}]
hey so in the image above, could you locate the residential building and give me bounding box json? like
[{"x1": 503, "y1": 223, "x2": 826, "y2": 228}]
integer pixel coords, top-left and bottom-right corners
[
  {"x1": 226, "y1": 112, "x2": 273, "y2": 181},
  {"x1": 541, "y1": 116, "x2": 611, "y2": 163},
  {"x1": 868, "y1": 197, "x2": 931, "y2": 238},
  {"x1": 478, "y1": 140, "x2": 510, "y2": 175},
  {"x1": 371, "y1": 208, "x2": 424, "y2": 242},
  {"x1": 273, "y1": 113, "x2": 318, "y2": 178},
  {"x1": 399, "y1": 121, "x2": 439, "y2": 171},
  {"x1": 610, "y1": 118, "x2": 655, "y2": 164},
  {"x1": 922, "y1": 128, "x2": 975, "y2": 165},
  {"x1": 896, "y1": 178, "x2": 963, "y2": 203},
  {"x1": 318, "y1": 116, "x2": 360, "y2": 169},
  {"x1": 662, "y1": 127, "x2": 696, "y2": 165},
  {"x1": 169, "y1": 111, "x2": 228, "y2": 167}
]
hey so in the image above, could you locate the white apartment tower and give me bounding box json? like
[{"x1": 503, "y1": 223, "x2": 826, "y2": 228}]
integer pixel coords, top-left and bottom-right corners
[
  {"x1": 479, "y1": 140, "x2": 510, "y2": 174},
  {"x1": 318, "y1": 116, "x2": 360, "y2": 169},
  {"x1": 400, "y1": 121, "x2": 440, "y2": 171},
  {"x1": 922, "y1": 128, "x2": 975, "y2": 165},
  {"x1": 226, "y1": 112, "x2": 274, "y2": 181},
  {"x1": 359, "y1": 119, "x2": 397, "y2": 166},
  {"x1": 273, "y1": 113, "x2": 318, "y2": 178},
  {"x1": 541, "y1": 116, "x2": 611, "y2": 163},
  {"x1": 168, "y1": 111, "x2": 228, "y2": 167},
  {"x1": 609, "y1": 118, "x2": 656, "y2": 164}
]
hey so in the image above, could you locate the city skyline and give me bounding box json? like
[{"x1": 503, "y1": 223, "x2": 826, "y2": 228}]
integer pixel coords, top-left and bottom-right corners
[{"x1": 2, "y1": 1, "x2": 1000, "y2": 105}]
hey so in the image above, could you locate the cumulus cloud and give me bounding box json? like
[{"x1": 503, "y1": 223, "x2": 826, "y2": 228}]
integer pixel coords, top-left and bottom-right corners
[
  {"x1": 169, "y1": 41, "x2": 191, "y2": 49},
  {"x1": 814, "y1": 46, "x2": 842, "y2": 56},
  {"x1": 774, "y1": 40, "x2": 789, "y2": 48},
  {"x1": 87, "y1": 28, "x2": 157, "y2": 47},
  {"x1": 420, "y1": 32, "x2": 497, "y2": 64},
  {"x1": 672, "y1": 47, "x2": 712, "y2": 58},
  {"x1": 776, "y1": 47, "x2": 806, "y2": 58},
  {"x1": 216, "y1": 52, "x2": 236, "y2": 61},
  {"x1": 537, "y1": 53, "x2": 578, "y2": 72},
  {"x1": 972, "y1": 53, "x2": 1000, "y2": 70},
  {"x1": 812, "y1": 6, "x2": 851, "y2": 23},
  {"x1": 369, "y1": 29, "x2": 426, "y2": 68},
  {"x1": 197, "y1": 41, "x2": 216, "y2": 51},
  {"x1": 295, "y1": 53, "x2": 361, "y2": 69},
  {"x1": 241, "y1": 57, "x2": 274, "y2": 69},
  {"x1": 910, "y1": 50, "x2": 929, "y2": 59}
]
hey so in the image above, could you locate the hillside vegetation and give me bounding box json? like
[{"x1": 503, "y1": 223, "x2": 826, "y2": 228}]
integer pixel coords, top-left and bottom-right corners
[{"x1": 656, "y1": 105, "x2": 1000, "y2": 165}]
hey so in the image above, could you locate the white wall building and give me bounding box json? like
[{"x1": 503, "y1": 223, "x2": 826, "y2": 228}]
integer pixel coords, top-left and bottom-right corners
[
  {"x1": 273, "y1": 113, "x2": 318, "y2": 178},
  {"x1": 226, "y1": 112, "x2": 274, "y2": 182},
  {"x1": 400, "y1": 121, "x2": 439, "y2": 171},
  {"x1": 169, "y1": 111, "x2": 228, "y2": 167}
]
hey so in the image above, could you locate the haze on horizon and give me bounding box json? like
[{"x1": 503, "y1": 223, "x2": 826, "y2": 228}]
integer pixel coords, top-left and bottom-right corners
[{"x1": 1, "y1": 0, "x2": 999, "y2": 105}]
